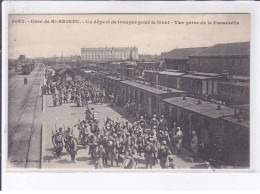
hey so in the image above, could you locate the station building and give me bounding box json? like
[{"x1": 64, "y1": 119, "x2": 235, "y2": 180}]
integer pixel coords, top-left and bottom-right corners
[
  {"x1": 189, "y1": 42, "x2": 250, "y2": 76},
  {"x1": 161, "y1": 47, "x2": 207, "y2": 71},
  {"x1": 81, "y1": 47, "x2": 138, "y2": 62}
]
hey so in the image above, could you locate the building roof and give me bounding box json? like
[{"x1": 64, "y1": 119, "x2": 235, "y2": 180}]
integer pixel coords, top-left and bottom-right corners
[
  {"x1": 158, "y1": 71, "x2": 186, "y2": 77},
  {"x1": 121, "y1": 80, "x2": 185, "y2": 95},
  {"x1": 190, "y1": 42, "x2": 250, "y2": 57},
  {"x1": 161, "y1": 47, "x2": 207, "y2": 60},
  {"x1": 81, "y1": 47, "x2": 137, "y2": 51},
  {"x1": 218, "y1": 81, "x2": 250, "y2": 88},
  {"x1": 163, "y1": 97, "x2": 234, "y2": 119},
  {"x1": 181, "y1": 74, "x2": 213, "y2": 80}
]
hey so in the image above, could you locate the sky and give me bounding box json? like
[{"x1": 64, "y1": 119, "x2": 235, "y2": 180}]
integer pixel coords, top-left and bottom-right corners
[{"x1": 8, "y1": 14, "x2": 250, "y2": 59}]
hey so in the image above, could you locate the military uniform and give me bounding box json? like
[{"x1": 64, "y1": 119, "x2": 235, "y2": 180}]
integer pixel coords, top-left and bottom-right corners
[
  {"x1": 67, "y1": 135, "x2": 78, "y2": 162},
  {"x1": 52, "y1": 130, "x2": 64, "y2": 158},
  {"x1": 107, "y1": 134, "x2": 119, "y2": 167},
  {"x1": 158, "y1": 142, "x2": 171, "y2": 169},
  {"x1": 144, "y1": 143, "x2": 157, "y2": 169}
]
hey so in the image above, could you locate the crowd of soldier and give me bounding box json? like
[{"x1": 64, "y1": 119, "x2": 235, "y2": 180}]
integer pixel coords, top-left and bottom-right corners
[{"x1": 47, "y1": 71, "x2": 199, "y2": 169}]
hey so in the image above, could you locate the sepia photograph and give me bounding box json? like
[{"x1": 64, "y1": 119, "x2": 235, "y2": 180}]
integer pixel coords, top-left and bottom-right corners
[{"x1": 7, "y1": 13, "x2": 250, "y2": 170}]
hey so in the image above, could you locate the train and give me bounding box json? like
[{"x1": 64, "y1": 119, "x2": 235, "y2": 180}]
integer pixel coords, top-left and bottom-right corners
[
  {"x1": 82, "y1": 70, "x2": 249, "y2": 167},
  {"x1": 144, "y1": 70, "x2": 249, "y2": 107},
  {"x1": 21, "y1": 63, "x2": 34, "y2": 75}
]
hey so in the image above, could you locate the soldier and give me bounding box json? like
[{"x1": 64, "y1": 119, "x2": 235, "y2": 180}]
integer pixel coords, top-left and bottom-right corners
[
  {"x1": 139, "y1": 116, "x2": 146, "y2": 131},
  {"x1": 52, "y1": 128, "x2": 64, "y2": 159},
  {"x1": 88, "y1": 134, "x2": 98, "y2": 160},
  {"x1": 110, "y1": 93, "x2": 115, "y2": 106},
  {"x1": 136, "y1": 104, "x2": 144, "y2": 120},
  {"x1": 150, "y1": 115, "x2": 158, "y2": 128},
  {"x1": 165, "y1": 155, "x2": 176, "y2": 169},
  {"x1": 150, "y1": 126, "x2": 157, "y2": 139},
  {"x1": 107, "y1": 133, "x2": 120, "y2": 167},
  {"x1": 59, "y1": 93, "x2": 63, "y2": 106},
  {"x1": 158, "y1": 140, "x2": 172, "y2": 169},
  {"x1": 170, "y1": 122, "x2": 178, "y2": 146},
  {"x1": 124, "y1": 101, "x2": 131, "y2": 118},
  {"x1": 53, "y1": 94, "x2": 57, "y2": 107},
  {"x1": 80, "y1": 124, "x2": 89, "y2": 149},
  {"x1": 144, "y1": 138, "x2": 157, "y2": 169},
  {"x1": 174, "y1": 127, "x2": 183, "y2": 154},
  {"x1": 191, "y1": 131, "x2": 199, "y2": 159},
  {"x1": 158, "y1": 115, "x2": 168, "y2": 132},
  {"x1": 99, "y1": 144, "x2": 106, "y2": 167},
  {"x1": 67, "y1": 133, "x2": 78, "y2": 163},
  {"x1": 92, "y1": 143, "x2": 102, "y2": 168}
]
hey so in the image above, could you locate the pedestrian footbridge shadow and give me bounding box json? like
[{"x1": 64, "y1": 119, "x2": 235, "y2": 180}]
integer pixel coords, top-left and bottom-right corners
[
  {"x1": 190, "y1": 164, "x2": 210, "y2": 169},
  {"x1": 55, "y1": 159, "x2": 70, "y2": 164},
  {"x1": 46, "y1": 148, "x2": 54, "y2": 152},
  {"x1": 43, "y1": 155, "x2": 56, "y2": 162},
  {"x1": 76, "y1": 157, "x2": 89, "y2": 162}
]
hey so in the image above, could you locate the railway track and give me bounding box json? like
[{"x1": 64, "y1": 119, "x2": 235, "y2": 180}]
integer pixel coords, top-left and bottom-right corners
[{"x1": 8, "y1": 64, "x2": 44, "y2": 168}]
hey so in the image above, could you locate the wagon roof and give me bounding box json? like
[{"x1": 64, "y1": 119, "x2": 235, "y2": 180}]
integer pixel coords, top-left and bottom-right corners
[
  {"x1": 144, "y1": 70, "x2": 159, "y2": 74},
  {"x1": 105, "y1": 76, "x2": 123, "y2": 81},
  {"x1": 121, "y1": 80, "x2": 185, "y2": 95},
  {"x1": 218, "y1": 81, "x2": 250, "y2": 87},
  {"x1": 181, "y1": 74, "x2": 213, "y2": 80},
  {"x1": 222, "y1": 116, "x2": 249, "y2": 128},
  {"x1": 158, "y1": 71, "x2": 186, "y2": 76},
  {"x1": 163, "y1": 97, "x2": 234, "y2": 119},
  {"x1": 191, "y1": 71, "x2": 221, "y2": 77}
]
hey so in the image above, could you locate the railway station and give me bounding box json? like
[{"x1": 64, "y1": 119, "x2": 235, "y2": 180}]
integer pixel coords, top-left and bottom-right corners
[{"x1": 7, "y1": 41, "x2": 250, "y2": 170}]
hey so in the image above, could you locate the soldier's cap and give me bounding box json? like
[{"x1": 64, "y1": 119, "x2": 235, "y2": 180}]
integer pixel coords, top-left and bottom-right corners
[
  {"x1": 113, "y1": 133, "x2": 117, "y2": 137},
  {"x1": 146, "y1": 146, "x2": 151, "y2": 151}
]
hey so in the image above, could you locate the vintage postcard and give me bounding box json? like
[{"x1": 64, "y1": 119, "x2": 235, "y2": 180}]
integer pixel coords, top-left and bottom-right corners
[{"x1": 6, "y1": 13, "x2": 250, "y2": 170}]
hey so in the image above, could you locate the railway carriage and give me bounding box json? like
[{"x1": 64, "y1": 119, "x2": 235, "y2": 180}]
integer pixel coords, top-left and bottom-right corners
[
  {"x1": 118, "y1": 80, "x2": 186, "y2": 119},
  {"x1": 161, "y1": 97, "x2": 249, "y2": 167},
  {"x1": 21, "y1": 63, "x2": 34, "y2": 75}
]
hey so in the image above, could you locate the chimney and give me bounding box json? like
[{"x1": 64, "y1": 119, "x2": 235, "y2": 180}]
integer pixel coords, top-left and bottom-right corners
[
  {"x1": 183, "y1": 96, "x2": 186, "y2": 100},
  {"x1": 217, "y1": 105, "x2": 221, "y2": 110},
  {"x1": 197, "y1": 99, "x2": 201, "y2": 105}
]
